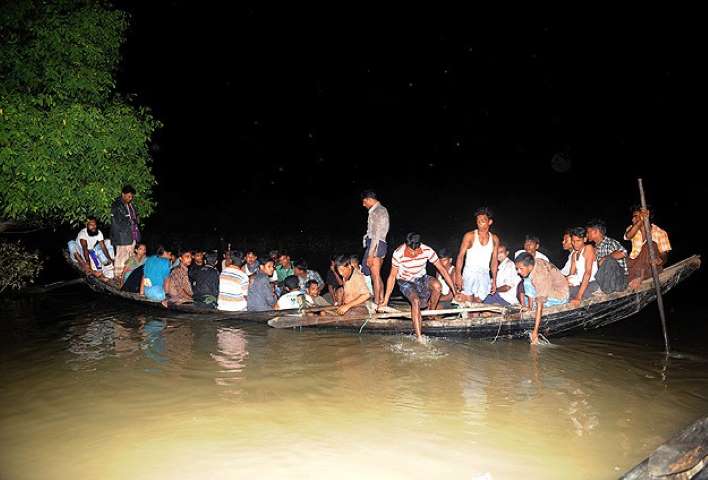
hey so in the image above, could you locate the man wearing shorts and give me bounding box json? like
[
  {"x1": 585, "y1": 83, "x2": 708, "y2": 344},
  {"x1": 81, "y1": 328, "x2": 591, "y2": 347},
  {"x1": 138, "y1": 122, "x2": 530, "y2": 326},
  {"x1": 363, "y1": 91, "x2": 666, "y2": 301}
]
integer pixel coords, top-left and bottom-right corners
[
  {"x1": 361, "y1": 190, "x2": 389, "y2": 305},
  {"x1": 379, "y1": 233, "x2": 457, "y2": 342}
]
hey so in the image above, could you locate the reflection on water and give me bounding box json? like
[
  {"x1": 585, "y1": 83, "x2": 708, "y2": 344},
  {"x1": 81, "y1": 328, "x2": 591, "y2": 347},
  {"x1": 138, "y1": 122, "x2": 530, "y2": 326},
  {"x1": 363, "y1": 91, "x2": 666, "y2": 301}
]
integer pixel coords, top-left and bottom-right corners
[{"x1": 1, "y1": 290, "x2": 707, "y2": 479}]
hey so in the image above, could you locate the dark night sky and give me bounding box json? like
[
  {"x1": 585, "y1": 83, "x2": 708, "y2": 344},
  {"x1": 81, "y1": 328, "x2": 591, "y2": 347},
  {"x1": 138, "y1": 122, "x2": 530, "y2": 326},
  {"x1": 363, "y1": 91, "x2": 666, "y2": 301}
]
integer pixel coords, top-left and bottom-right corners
[{"x1": 111, "y1": 3, "x2": 701, "y2": 269}]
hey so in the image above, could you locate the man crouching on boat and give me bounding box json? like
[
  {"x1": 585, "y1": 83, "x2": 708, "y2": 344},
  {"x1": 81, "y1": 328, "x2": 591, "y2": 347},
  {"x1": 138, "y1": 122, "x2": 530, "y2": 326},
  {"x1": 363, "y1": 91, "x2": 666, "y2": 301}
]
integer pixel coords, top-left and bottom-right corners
[
  {"x1": 515, "y1": 252, "x2": 569, "y2": 345},
  {"x1": 379, "y1": 233, "x2": 457, "y2": 343},
  {"x1": 334, "y1": 255, "x2": 372, "y2": 316}
]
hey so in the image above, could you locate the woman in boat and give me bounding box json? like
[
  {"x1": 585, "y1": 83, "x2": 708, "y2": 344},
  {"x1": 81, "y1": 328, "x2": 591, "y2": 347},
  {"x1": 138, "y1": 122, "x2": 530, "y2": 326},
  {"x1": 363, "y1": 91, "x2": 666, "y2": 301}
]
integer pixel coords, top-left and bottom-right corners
[
  {"x1": 566, "y1": 227, "x2": 599, "y2": 306},
  {"x1": 121, "y1": 243, "x2": 147, "y2": 293}
]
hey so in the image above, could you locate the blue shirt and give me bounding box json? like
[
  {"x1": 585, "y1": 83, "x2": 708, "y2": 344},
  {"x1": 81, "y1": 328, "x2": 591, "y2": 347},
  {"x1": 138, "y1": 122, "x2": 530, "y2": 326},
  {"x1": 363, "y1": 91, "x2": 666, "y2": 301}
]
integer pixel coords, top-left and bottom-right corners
[
  {"x1": 247, "y1": 271, "x2": 276, "y2": 311},
  {"x1": 143, "y1": 255, "x2": 171, "y2": 289}
]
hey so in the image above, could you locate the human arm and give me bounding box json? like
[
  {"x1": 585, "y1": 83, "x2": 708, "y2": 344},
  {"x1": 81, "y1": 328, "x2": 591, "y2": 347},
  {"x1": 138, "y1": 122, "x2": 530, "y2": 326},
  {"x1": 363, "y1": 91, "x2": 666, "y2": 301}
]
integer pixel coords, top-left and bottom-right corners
[
  {"x1": 433, "y1": 260, "x2": 457, "y2": 298},
  {"x1": 454, "y1": 232, "x2": 473, "y2": 290},
  {"x1": 489, "y1": 235, "x2": 499, "y2": 295},
  {"x1": 79, "y1": 239, "x2": 91, "y2": 273},
  {"x1": 337, "y1": 292, "x2": 370, "y2": 315},
  {"x1": 530, "y1": 297, "x2": 546, "y2": 344},
  {"x1": 98, "y1": 240, "x2": 113, "y2": 263},
  {"x1": 571, "y1": 247, "x2": 595, "y2": 306}
]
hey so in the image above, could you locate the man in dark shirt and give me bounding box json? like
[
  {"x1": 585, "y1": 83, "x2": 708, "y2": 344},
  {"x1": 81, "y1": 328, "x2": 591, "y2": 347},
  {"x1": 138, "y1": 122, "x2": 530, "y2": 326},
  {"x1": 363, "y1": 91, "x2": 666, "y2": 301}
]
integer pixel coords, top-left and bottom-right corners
[
  {"x1": 189, "y1": 250, "x2": 220, "y2": 307},
  {"x1": 247, "y1": 259, "x2": 277, "y2": 311}
]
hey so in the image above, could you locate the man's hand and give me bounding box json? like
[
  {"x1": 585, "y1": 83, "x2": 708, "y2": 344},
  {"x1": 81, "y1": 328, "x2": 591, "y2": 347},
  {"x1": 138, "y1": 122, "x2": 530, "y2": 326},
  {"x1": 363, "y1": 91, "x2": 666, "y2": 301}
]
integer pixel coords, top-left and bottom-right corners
[
  {"x1": 490, "y1": 284, "x2": 497, "y2": 295},
  {"x1": 366, "y1": 256, "x2": 376, "y2": 268},
  {"x1": 336, "y1": 304, "x2": 351, "y2": 315},
  {"x1": 454, "y1": 275, "x2": 462, "y2": 291}
]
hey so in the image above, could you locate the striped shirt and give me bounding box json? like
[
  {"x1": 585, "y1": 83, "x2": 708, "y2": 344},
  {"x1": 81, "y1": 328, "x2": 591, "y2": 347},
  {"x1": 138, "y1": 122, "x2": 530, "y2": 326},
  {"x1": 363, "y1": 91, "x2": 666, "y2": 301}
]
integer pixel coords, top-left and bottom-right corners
[
  {"x1": 392, "y1": 243, "x2": 439, "y2": 281},
  {"x1": 218, "y1": 266, "x2": 249, "y2": 311}
]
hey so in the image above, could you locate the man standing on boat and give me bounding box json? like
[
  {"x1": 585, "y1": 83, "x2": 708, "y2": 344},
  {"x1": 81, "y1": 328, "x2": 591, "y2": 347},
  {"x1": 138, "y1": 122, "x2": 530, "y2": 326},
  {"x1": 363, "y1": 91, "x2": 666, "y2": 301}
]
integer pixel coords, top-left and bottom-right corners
[
  {"x1": 361, "y1": 190, "x2": 389, "y2": 305},
  {"x1": 111, "y1": 185, "x2": 140, "y2": 284},
  {"x1": 455, "y1": 207, "x2": 499, "y2": 303},
  {"x1": 379, "y1": 233, "x2": 457, "y2": 343}
]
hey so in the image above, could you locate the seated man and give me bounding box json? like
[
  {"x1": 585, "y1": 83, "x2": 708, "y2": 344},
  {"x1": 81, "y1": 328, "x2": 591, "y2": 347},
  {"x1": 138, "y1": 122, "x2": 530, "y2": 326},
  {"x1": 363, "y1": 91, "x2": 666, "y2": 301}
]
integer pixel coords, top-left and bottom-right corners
[
  {"x1": 515, "y1": 252, "x2": 569, "y2": 344},
  {"x1": 141, "y1": 245, "x2": 173, "y2": 301},
  {"x1": 306, "y1": 279, "x2": 330, "y2": 307},
  {"x1": 586, "y1": 219, "x2": 628, "y2": 293},
  {"x1": 350, "y1": 254, "x2": 373, "y2": 295},
  {"x1": 218, "y1": 252, "x2": 249, "y2": 312},
  {"x1": 624, "y1": 206, "x2": 672, "y2": 290},
  {"x1": 276, "y1": 275, "x2": 306, "y2": 310},
  {"x1": 436, "y1": 248, "x2": 456, "y2": 304},
  {"x1": 165, "y1": 250, "x2": 193, "y2": 305},
  {"x1": 334, "y1": 254, "x2": 372, "y2": 315},
  {"x1": 247, "y1": 259, "x2": 277, "y2": 312},
  {"x1": 560, "y1": 229, "x2": 573, "y2": 276},
  {"x1": 68, "y1": 216, "x2": 115, "y2": 279},
  {"x1": 244, "y1": 249, "x2": 260, "y2": 276},
  {"x1": 380, "y1": 233, "x2": 456, "y2": 343},
  {"x1": 294, "y1": 260, "x2": 324, "y2": 294},
  {"x1": 189, "y1": 250, "x2": 220, "y2": 307},
  {"x1": 325, "y1": 255, "x2": 344, "y2": 304},
  {"x1": 514, "y1": 234, "x2": 551, "y2": 262},
  {"x1": 566, "y1": 227, "x2": 600, "y2": 305},
  {"x1": 484, "y1": 244, "x2": 520, "y2": 306},
  {"x1": 276, "y1": 251, "x2": 295, "y2": 282}
]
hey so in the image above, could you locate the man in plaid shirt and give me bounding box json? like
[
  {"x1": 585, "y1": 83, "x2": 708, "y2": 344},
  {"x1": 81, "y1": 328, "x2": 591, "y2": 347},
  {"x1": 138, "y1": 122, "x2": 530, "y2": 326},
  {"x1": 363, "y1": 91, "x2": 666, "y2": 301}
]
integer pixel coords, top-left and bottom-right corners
[
  {"x1": 587, "y1": 219, "x2": 628, "y2": 293},
  {"x1": 624, "y1": 206, "x2": 672, "y2": 289}
]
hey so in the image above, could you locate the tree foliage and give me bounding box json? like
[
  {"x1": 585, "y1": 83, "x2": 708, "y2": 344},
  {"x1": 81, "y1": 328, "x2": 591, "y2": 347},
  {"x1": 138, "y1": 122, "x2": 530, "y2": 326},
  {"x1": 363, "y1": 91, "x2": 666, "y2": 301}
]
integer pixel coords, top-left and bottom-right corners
[{"x1": 0, "y1": 0, "x2": 160, "y2": 227}]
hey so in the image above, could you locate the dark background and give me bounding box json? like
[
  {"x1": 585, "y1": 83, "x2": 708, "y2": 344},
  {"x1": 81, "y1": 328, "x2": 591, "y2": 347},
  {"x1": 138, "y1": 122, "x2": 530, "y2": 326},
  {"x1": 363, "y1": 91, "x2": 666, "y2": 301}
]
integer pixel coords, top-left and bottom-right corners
[{"x1": 30, "y1": 5, "x2": 708, "y2": 293}]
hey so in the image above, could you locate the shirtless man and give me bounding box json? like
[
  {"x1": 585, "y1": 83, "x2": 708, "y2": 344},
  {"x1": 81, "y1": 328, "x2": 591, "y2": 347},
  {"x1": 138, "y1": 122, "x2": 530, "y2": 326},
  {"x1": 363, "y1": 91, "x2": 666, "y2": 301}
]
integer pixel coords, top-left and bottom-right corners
[{"x1": 455, "y1": 207, "x2": 499, "y2": 303}]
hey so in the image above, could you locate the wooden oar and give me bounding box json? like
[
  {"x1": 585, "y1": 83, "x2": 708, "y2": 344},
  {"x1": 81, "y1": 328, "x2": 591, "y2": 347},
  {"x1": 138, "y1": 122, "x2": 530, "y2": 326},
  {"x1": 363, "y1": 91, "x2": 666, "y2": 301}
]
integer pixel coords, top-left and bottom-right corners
[
  {"x1": 638, "y1": 178, "x2": 670, "y2": 355},
  {"x1": 268, "y1": 305, "x2": 509, "y2": 329}
]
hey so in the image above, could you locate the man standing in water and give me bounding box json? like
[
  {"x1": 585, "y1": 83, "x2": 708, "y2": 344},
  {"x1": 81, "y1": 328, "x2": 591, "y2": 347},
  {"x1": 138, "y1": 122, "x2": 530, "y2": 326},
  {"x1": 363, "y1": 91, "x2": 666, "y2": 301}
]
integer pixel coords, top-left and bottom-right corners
[
  {"x1": 361, "y1": 190, "x2": 389, "y2": 305},
  {"x1": 455, "y1": 207, "x2": 499, "y2": 303},
  {"x1": 380, "y1": 233, "x2": 457, "y2": 343}
]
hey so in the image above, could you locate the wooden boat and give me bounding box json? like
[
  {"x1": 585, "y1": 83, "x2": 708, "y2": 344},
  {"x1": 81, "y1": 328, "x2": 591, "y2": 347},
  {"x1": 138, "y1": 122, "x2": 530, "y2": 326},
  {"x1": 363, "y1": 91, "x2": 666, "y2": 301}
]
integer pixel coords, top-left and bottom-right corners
[
  {"x1": 67, "y1": 251, "x2": 700, "y2": 338},
  {"x1": 64, "y1": 251, "x2": 333, "y2": 322},
  {"x1": 267, "y1": 256, "x2": 701, "y2": 339}
]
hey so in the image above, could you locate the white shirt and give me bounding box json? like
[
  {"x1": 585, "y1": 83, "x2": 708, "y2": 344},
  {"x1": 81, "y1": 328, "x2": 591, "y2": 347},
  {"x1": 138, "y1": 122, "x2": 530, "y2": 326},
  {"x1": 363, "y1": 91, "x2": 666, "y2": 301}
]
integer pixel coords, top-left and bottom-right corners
[
  {"x1": 76, "y1": 228, "x2": 104, "y2": 251},
  {"x1": 514, "y1": 250, "x2": 550, "y2": 263},
  {"x1": 560, "y1": 251, "x2": 573, "y2": 276},
  {"x1": 276, "y1": 291, "x2": 311, "y2": 310},
  {"x1": 496, "y1": 257, "x2": 520, "y2": 305}
]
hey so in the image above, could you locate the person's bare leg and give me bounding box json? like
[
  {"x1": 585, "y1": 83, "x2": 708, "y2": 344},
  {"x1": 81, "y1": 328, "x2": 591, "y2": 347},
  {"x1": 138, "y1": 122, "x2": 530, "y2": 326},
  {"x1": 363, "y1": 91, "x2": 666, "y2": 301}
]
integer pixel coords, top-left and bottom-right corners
[
  {"x1": 428, "y1": 277, "x2": 442, "y2": 311},
  {"x1": 369, "y1": 257, "x2": 384, "y2": 304},
  {"x1": 410, "y1": 296, "x2": 423, "y2": 341}
]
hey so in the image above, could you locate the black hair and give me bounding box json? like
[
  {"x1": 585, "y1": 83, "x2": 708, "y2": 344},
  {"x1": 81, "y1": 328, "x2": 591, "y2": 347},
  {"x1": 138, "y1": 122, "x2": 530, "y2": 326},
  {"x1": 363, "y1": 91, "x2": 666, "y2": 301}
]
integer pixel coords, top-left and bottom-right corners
[
  {"x1": 569, "y1": 226, "x2": 587, "y2": 238},
  {"x1": 278, "y1": 250, "x2": 289, "y2": 258},
  {"x1": 178, "y1": 249, "x2": 192, "y2": 258},
  {"x1": 474, "y1": 207, "x2": 493, "y2": 220},
  {"x1": 438, "y1": 247, "x2": 452, "y2": 259},
  {"x1": 306, "y1": 279, "x2": 319, "y2": 289},
  {"x1": 405, "y1": 232, "x2": 422, "y2": 250},
  {"x1": 586, "y1": 219, "x2": 607, "y2": 236},
  {"x1": 348, "y1": 254, "x2": 360, "y2": 264},
  {"x1": 229, "y1": 251, "x2": 244, "y2": 267},
  {"x1": 268, "y1": 250, "x2": 280, "y2": 259},
  {"x1": 515, "y1": 252, "x2": 535, "y2": 266},
  {"x1": 334, "y1": 254, "x2": 351, "y2": 268},
  {"x1": 245, "y1": 249, "x2": 257, "y2": 256},
  {"x1": 294, "y1": 260, "x2": 308, "y2": 271},
  {"x1": 524, "y1": 234, "x2": 540, "y2": 245},
  {"x1": 283, "y1": 275, "x2": 300, "y2": 291},
  {"x1": 630, "y1": 204, "x2": 654, "y2": 220},
  {"x1": 260, "y1": 258, "x2": 275, "y2": 268},
  {"x1": 86, "y1": 216, "x2": 98, "y2": 223},
  {"x1": 121, "y1": 185, "x2": 136, "y2": 195},
  {"x1": 562, "y1": 228, "x2": 572, "y2": 237},
  {"x1": 361, "y1": 190, "x2": 377, "y2": 200},
  {"x1": 156, "y1": 244, "x2": 172, "y2": 256}
]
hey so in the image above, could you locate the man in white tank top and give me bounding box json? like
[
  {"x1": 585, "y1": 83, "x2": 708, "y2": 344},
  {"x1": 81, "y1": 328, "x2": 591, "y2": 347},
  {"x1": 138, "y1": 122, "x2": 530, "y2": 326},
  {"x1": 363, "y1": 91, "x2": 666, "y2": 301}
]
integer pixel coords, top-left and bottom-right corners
[
  {"x1": 454, "y1": 207, "x2": 499, "y2": 303},
  {"x1": 566, "y1": 226, "x2": 600, "y2": 306}
]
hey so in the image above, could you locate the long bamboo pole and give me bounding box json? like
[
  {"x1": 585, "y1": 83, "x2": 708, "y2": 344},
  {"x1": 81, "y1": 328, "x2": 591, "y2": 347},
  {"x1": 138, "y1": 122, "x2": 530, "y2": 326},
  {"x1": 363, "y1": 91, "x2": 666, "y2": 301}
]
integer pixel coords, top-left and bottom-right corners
[{"x1": 638, "y1": 178, "x2": 670, "y2": 355}]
